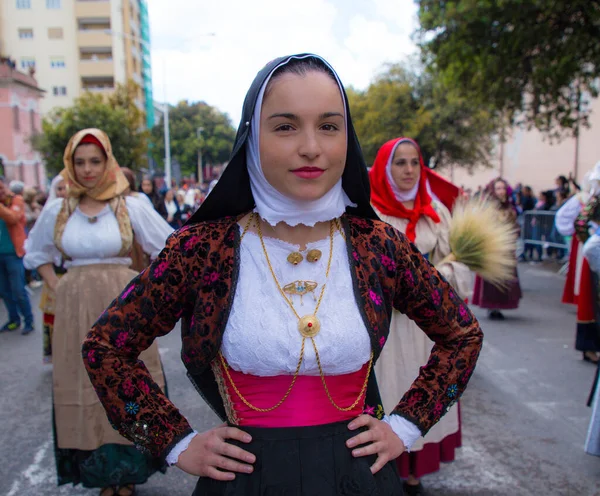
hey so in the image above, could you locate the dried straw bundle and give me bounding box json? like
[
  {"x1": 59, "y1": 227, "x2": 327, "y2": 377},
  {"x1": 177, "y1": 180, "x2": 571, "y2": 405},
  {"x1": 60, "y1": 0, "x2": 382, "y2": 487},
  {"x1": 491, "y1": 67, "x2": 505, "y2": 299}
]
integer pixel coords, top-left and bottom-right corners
[{"x1": 440, "y1": 196, "x2": 518, "y2": 288}]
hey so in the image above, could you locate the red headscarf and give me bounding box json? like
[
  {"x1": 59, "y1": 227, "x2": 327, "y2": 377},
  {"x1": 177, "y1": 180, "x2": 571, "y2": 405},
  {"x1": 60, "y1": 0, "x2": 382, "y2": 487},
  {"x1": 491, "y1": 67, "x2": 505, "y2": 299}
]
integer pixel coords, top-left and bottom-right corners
[{"x1": 369, "y1": 137, "x2": 459, "y2": 242}]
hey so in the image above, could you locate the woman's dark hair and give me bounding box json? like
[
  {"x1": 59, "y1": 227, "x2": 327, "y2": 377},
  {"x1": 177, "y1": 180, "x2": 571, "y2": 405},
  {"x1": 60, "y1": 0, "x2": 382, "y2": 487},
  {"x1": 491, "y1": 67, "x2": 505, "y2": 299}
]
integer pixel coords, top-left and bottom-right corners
[
  {"x1": 265, "y1": 57, "x2": 337, "y2": 96},
  {"x1": 557, "y1": 175, "x2": 568, "y2": 186},
  {"x1": 120, "y1": 167, "x2": 136, "y2": 191},
  {"x1": 541, "y1": 190, "x2": 556, "y2": 209},
  {"x1": 138, "y1": 175, "x2": 155, "y2": 194}
]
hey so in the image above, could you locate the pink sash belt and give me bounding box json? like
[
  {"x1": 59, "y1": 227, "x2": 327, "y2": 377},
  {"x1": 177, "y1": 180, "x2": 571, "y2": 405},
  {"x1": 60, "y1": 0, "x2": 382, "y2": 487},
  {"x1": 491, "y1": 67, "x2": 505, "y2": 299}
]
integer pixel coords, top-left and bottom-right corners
[{"x1": 217, "y1": 361, "x2": 369, "y2": 427}]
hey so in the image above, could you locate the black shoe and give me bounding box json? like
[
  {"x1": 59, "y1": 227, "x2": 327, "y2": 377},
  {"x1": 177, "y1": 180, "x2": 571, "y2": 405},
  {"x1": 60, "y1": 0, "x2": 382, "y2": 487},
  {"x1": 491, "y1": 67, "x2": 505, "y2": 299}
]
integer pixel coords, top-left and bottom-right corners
[
  {"x1": 21, "y1": 325, "x2": 34, "y2": 335},
  {"x1": 403, "y1": 482, "x2": 426, "y2": 496},
  {"x1": 489, "y1": 310, "x2": 505, "y2": 321}
]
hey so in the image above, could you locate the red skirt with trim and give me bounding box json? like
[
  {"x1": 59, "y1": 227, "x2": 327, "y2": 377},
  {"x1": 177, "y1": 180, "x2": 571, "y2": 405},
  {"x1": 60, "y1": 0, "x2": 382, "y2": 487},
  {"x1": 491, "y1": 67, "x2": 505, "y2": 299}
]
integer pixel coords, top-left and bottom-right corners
[{"x1": 395, "y1": 402, "x2": 462, "y2": 479}]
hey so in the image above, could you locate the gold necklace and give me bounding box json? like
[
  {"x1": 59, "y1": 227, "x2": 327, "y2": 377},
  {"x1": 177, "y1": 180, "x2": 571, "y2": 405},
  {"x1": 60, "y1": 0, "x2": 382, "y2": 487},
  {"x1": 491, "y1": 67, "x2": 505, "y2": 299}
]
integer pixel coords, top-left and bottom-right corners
[
  {"x1": 221, "y1": 212, "x2": 373, "y2": 413},
  {"x1": 257, "y1": 212, "x2": 333, "y2": 338}
]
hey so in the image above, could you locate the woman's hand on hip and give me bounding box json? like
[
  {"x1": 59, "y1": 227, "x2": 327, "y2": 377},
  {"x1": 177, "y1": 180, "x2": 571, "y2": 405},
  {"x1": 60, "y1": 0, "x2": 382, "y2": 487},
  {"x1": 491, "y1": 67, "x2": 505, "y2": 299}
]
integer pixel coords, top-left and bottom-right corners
[
  {"x1": 176, "y1": 423, "x2": 255, "y2": 480},
  {"x1": 346, "y1": 415, "x2": 405, "y2": 474}
]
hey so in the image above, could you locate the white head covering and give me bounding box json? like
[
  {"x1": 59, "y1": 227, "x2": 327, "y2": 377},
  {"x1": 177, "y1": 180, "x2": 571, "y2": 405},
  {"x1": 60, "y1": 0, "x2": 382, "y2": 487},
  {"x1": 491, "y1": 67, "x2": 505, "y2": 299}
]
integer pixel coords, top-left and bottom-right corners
[
  {"x1": 246, "y1": 54, "x2": 355, "y2": 227},
  {"x1": 45, "y1": 175, "x2": 64, "y2": 206},
  {"x1": 589, "y1": 161, "x2": 600, "y2": 196},
  {"x1": 384, "y1": 139, "x2": 439, "y2": 203}
]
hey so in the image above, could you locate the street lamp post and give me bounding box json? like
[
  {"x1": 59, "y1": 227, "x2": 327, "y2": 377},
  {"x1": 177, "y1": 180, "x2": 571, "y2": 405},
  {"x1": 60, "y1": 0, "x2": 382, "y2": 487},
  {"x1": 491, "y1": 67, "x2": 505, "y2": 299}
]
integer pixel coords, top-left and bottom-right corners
[
  {"x1": 105, "y1": 29, "x2": 215, "y2": 189},
  {"x1": 197, "y1": 127, "x2": 204, "y2": 184},
  {"x1": 164, "y1": 100, "x2": 172, "y2": 188}
]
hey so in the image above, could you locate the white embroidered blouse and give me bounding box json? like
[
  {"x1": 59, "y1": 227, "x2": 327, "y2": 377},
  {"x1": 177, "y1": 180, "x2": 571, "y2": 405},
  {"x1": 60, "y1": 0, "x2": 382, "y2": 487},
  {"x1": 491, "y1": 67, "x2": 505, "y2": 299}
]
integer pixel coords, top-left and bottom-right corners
[{"x1": 23, "y1": 195, "x2": 173, "y2": 270}]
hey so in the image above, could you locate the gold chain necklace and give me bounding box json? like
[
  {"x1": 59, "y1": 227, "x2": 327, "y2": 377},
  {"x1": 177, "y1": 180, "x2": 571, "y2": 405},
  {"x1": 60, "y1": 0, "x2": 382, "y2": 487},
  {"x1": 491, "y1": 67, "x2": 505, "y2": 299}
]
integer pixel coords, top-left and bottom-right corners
[
  {"x1": 257, "y1": 212, "x2": 333, "y2": 338},
  {"x1": 219, "y1": 213, "x2": 373, "y2": 413}
]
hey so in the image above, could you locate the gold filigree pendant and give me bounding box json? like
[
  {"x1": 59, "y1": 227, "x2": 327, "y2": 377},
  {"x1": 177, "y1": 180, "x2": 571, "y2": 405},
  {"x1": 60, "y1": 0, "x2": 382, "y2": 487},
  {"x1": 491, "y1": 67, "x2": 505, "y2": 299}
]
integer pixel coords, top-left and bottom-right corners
[
  {"x1": 298, "y1": 314, "x2": 321, "y2": 338},
  {"x1": 283, "y1": 280, "x2": 318, "y2": 305}
]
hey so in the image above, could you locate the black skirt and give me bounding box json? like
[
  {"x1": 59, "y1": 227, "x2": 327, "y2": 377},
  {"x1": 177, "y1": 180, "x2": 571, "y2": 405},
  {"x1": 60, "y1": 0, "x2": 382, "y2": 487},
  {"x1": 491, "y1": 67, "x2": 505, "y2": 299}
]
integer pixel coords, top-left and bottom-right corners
[{"x1": 192, "y1": 421, "x2": 403, "y2": 496}]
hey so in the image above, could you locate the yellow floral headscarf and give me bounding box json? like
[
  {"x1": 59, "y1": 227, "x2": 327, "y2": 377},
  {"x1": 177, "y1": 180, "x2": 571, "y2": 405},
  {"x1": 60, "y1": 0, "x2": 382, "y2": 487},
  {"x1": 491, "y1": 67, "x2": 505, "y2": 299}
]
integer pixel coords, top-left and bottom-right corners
[
  {"x1": 61, "y1": 128, "x2": 129, "y2": 201},
  {"x1": 54, "y1": 128, "x2": 133, "y2": 258}
]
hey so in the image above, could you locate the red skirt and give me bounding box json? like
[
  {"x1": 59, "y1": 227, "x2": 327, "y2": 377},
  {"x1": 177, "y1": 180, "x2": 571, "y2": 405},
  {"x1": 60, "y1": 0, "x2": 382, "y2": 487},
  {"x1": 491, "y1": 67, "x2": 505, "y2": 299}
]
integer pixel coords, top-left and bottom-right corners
[
  {"x1": 396, "y1": 402, "x2": 462, "y2": 479},
  {"x1": 472, "y1": 272, "x2": 521, "y2": 310}
]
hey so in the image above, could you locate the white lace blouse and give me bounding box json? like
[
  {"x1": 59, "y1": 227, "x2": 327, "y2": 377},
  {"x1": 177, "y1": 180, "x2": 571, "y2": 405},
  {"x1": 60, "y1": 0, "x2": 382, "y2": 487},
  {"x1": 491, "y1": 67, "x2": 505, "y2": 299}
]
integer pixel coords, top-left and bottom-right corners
[
  {"x1": 222, "y1": 229, "x2": 371, "y2": 375},
  {"x1": 23, "y1": 196, "x2": 173, "y2": 270}
]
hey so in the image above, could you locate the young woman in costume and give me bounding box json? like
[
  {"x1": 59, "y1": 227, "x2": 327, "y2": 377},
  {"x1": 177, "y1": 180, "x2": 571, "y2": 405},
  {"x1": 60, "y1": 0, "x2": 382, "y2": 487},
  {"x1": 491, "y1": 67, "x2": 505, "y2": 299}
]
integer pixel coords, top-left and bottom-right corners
[
  {"x1": 83, "y1": 54, "x2": 483, "y2": 496},
  {"x1": 24, "y1": 129, "x2": 172, "y2": 496},
  {"x1": 472, "y1": 178, "x2": 522, "y2": 320},
  {"x1": 369, "y1": 137, "x2": 471, "y2": 495},
  {"x1": 556, "y1": 166, "x2": 599, "y2": 363}
]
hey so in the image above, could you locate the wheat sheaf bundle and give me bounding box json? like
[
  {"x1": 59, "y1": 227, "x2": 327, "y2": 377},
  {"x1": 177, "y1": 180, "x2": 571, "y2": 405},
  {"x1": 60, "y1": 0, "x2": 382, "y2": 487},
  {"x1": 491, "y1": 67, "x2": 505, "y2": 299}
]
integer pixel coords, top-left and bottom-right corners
[{"x1": 439, "y1": 196, "x2": 518, "y2": 288}]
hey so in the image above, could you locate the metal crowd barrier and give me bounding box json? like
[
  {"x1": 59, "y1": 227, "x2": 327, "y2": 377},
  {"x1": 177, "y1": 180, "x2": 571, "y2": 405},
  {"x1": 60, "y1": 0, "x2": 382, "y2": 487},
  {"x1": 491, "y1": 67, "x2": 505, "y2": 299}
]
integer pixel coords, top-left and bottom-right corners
[
  {"x1": 520, "y1": 211, "x2": 568, "y2": 249},
  {"x1": 520, "y1": 211, "x2": 570, "y2": 272}
]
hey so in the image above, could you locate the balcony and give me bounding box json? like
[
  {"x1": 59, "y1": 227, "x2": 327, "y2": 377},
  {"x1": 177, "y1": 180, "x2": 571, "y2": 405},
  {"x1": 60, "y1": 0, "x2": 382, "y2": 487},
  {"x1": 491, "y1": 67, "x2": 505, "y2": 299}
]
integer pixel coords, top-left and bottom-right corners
[
  {"x1": 81, "y1": 76, "x2": 114, "y2": 93},
  {"x1": 75, "y1": 0, "x2": 111, "y2": 18},
  {"x1": 78, "y1": 29, "x2": 112, "y2": 48},
  {"x1": 79, "y1": 59, "x2": 113, "y2": 77}
]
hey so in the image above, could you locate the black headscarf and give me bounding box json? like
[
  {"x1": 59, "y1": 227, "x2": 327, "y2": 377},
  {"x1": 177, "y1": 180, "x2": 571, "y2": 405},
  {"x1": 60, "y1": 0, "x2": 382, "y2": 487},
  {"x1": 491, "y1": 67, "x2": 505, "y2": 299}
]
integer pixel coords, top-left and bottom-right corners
[{"x1": 188, "y1": 53, "x2": 377, "y2": 225}]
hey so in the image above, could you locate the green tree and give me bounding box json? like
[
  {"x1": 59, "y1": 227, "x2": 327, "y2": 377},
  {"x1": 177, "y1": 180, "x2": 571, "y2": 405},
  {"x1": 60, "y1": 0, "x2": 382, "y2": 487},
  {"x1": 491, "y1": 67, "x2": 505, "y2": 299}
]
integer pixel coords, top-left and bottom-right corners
[
  {"x1": 417, "y1": 0, "x2": 600, "y2": 137},
  {"x1": 34, "y1": 81, "x2": 148, "y2": 176},
  {"x1": 150, "y1": 101, "x2": 236, "y2": 178},
  {"x1": 348, "y1": 64, "x2": 497, "y2": 171},
  {"x1": 347, "y1": 65, "x2": 420, "y2": 165}
]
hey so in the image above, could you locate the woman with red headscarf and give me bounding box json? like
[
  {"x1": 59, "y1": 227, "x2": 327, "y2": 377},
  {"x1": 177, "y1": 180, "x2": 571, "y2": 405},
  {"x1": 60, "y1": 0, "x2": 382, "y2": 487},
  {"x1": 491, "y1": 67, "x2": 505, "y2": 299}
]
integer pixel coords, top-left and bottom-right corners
[
  {"x1": 370, "y1": 137, "x2": 470, "y2": 495},
  {"x1": 24, "y1": 129, "x2": 173, "y2": 496}
]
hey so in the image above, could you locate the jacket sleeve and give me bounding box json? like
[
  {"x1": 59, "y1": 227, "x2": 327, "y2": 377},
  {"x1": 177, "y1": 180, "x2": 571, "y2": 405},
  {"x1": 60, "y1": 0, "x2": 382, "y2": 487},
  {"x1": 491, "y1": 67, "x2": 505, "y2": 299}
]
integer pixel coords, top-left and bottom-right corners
[
  {"x1": 391, "y1": 232, "x2": 483, "y2": 435},
  {"x1": 82, "y1": 229, "x2": 197, "y2": 460},
  {"x1": 0, "y1": 196, "x2": 25, "y2": 225}
]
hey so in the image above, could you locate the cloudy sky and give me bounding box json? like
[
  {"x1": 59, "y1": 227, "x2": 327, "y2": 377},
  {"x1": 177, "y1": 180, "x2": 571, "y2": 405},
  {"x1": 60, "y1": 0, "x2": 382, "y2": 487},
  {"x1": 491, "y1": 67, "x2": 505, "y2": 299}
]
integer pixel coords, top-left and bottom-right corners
[{"x1": 148, "y1": 0, "x2": 418, "y2": 125}]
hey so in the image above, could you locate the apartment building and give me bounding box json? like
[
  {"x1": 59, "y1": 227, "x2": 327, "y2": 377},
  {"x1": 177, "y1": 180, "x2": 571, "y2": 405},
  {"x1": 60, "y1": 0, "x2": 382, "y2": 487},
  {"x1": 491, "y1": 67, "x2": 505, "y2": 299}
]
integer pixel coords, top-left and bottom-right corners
[{"x1": 0, "y1": 0, "x2": 153, "y2": 126}]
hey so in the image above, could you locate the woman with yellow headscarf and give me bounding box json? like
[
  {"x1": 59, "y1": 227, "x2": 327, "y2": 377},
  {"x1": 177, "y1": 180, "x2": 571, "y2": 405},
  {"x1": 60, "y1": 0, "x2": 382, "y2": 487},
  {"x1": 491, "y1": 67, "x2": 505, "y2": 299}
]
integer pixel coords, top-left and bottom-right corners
[{"x1": 24, "y1": 129, "x2": 173, "y2": 496}]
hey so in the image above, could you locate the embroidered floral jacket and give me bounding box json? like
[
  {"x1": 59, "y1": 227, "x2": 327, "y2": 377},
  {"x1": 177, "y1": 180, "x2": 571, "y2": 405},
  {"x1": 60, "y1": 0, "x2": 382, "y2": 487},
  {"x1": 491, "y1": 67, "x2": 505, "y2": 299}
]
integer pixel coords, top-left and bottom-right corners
[{"x1": 83, "y1": 214, "x2": 483, "y2": 460}]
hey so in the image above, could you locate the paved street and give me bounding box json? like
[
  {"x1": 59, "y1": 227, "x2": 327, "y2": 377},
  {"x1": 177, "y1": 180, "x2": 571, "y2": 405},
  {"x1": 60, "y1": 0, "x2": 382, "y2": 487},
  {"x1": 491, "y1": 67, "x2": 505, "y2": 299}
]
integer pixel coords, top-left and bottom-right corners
[{"x1": 1, "y1": 263, "x2": 599, "y2": 495}]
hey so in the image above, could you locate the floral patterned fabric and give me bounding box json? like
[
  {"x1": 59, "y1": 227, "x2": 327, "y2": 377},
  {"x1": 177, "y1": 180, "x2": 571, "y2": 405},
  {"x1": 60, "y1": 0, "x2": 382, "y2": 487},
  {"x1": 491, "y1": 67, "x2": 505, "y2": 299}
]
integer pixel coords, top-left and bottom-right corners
[
  {"x1": 83, "y1": 214, "x2": 483, "y2": 460},
  {"x1": 576, "y1": 195, "x2": 600, "y2": 244}
]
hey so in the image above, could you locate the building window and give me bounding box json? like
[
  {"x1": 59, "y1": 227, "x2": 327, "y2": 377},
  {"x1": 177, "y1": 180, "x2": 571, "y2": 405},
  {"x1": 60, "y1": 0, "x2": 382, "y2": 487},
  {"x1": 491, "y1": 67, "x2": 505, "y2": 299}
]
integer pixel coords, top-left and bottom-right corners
[
  {"x1": 48, "y1": 27, "x2": 63, "y2": 39},
  {"x1": 50, "y1": 57, "x2": 65, "y2": 68},
  {"x1": 30, "y1": 109, "x2": 36, "y2": 133},
  {"x1": 20, "y1": 57, "x2": 35, "y2": 70},
  {"x1": 16, "y1": 0, "x2": 31, "y2": 8},
  {"x1": 18, "y1": 28, "x2": 33, "y2": 39},
  {"x1": 46, "y1": 0, "x2": 61, "y2": 8},
  {"x1": 13, "y1": 107, "x2": 20, "y2": 131},
  {"x1": 52, "y1": 86, "x2": 67, "y2": 96}
]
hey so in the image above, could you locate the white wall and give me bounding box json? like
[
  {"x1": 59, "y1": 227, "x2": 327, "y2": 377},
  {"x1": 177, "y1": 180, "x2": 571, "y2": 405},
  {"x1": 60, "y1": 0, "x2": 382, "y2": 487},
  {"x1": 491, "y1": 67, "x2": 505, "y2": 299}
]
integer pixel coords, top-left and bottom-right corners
[
  {"x1": 441, "y1": 97, "x2": 600, "y2": 193},
  {"x1": 110, "y1": 0, "x2": 125, "y2": 85}
]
